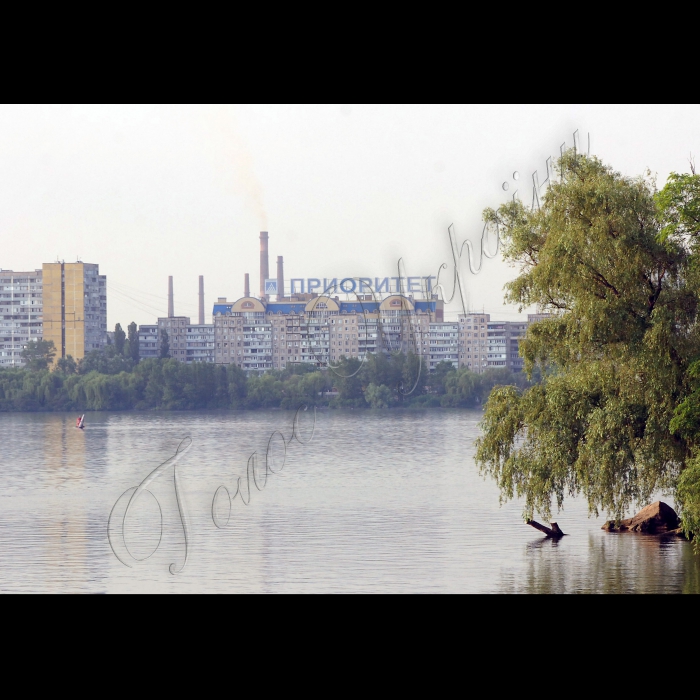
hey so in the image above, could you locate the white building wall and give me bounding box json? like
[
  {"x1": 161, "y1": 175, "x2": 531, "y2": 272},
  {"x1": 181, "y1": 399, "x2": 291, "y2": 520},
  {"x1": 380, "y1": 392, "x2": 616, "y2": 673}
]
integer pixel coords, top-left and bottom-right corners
[{"x1": 0, "y1": 269, "x2": 43, "y2": 367}]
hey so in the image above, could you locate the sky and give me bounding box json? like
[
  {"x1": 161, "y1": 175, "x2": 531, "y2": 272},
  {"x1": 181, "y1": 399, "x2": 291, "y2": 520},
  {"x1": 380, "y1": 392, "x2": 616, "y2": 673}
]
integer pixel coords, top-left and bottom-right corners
[{"x1": 1, "y1": 104, "x2": 698, "y2": 328}]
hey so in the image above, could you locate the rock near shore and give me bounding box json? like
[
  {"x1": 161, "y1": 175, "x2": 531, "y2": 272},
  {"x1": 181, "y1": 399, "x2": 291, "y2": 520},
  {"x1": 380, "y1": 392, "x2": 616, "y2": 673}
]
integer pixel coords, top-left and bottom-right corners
[{"x1": 602, "y1": 501, "x2": 680, "y2": 534}]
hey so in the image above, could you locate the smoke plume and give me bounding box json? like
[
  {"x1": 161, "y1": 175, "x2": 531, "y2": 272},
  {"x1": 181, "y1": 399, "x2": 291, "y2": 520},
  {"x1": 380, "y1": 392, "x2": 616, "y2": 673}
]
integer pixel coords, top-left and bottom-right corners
[{"x1": 210, "y1": 106, "x2": 267, "y2": 228}]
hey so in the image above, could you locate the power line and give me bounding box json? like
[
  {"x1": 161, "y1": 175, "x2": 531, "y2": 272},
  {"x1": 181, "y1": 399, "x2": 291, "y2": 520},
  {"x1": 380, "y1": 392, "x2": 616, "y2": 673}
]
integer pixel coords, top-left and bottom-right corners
[
  {"x1": 109, "y1": 279, "x2": 201, "y2": 311},
  {"x1": 107, "y1": 285, "x2": 167, "y2": 317}
]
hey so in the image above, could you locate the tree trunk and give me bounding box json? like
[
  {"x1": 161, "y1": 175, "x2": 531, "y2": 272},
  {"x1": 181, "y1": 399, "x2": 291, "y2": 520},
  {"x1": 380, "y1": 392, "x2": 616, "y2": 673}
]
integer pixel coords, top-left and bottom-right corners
[{"x1": 526, "y1": 520, "x2": 566, "y2": 538}]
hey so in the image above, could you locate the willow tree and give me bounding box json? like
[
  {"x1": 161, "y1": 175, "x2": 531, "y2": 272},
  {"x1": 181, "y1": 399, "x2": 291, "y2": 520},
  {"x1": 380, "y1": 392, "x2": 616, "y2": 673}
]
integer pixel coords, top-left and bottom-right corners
[{"x1": 475, "y1": 153, "x2": 700, "y2": 531}]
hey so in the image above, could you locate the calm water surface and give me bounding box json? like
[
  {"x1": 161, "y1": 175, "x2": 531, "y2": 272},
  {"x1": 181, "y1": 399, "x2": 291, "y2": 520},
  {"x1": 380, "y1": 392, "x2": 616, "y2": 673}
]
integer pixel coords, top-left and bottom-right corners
[{"x1": 1, "y1": 409, "x2": 698, "y2": 593}]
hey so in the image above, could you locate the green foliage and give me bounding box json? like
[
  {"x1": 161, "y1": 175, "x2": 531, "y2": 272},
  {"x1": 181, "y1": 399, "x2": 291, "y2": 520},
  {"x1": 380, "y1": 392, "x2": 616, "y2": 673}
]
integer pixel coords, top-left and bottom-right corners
[
  {"x1": 114, "y1": 323, "x2": 126, "y2": 355},
  {"x1": 21, "y1": 340, "x2": 56, "y2": 371},
  {"x1": 159, "y1": 329, "x2": 170, "y2": 358},
  {"x1": 476, "y1": 152, "x2": 700, "y2": 530},
  {"x1": 331, "y1": 356, "x2": 364, "y2": 403},
  {"x1": 55, "y1": 355, "x2": 77, "y2": 374},
  {"x1": 78, "y1": 347, "x2": 134, "y2": 375},
  {"x1": 427, "y1": 361, "x2": 455, "y2": 395},
  {"x1": 365, "y1": 383, "x2": 393, "y2": 408},
  {"x1": 656, "y1": 172, "x2": 700, "y2": 242},
  {"x1": 1, "y1": 348, "x2": 528, "y2": 415},
  {"x1": 677, "y1": 456, "x2": 700, "y2": 538},
  {"x1": 127, "y1": 321, "x2": 139, "y2": 362}
]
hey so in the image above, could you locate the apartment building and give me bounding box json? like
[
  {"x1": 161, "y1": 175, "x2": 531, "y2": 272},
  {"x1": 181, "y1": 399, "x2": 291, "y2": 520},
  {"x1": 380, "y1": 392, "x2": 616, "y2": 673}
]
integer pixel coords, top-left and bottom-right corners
[
  {"x1": 458, "y1": 313, "x2": 490, "y2": 372},
  {"x1": 428, "y1": 322, "x2": 460, "y2": 369},
  {"x1": 138, "y1": 325, "x2": 159, "y2": 359},
  {"x1": 457, "y1": 313, "x2": 529, "y2": 373},
  {"x1": 186, "y1": 324, "x2": 215, "y2": 363},
  {"x1": 136, "y1": 290, "x2": 532, "y2": 376},
  {"x1": 0, "y1": 269, "x2": 44, "y2": 367},
  {"x1": 157, "y1": 316, "x2": 190, "y2": 362},
  {"x1": 138, "y1": 319, "x2": 215, "y2": 364},
  {"x1": 42, "y1": 262, "x2": 107, "y2": 362},
  {"x1": 0, "y1": 262, "x2": 106, "y2": 367},
  {"x1": 212, "y1": 294, "x2": 439, "y2": 372},
  {"x1": 486, "y1": 321, "x2": 528, "y2": 372}
]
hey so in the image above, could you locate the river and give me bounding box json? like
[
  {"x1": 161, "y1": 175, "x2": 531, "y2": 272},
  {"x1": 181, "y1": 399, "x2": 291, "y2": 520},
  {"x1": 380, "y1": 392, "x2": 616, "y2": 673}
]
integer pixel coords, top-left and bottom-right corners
[{"x1": 0, "y1": 409, "x2": 698, "y2": 593}]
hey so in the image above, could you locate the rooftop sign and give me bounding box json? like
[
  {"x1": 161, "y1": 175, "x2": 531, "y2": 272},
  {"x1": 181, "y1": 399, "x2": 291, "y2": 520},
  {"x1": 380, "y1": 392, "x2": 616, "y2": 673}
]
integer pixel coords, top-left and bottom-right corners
[{"x1": 287, "y1": 277, "x2": 436, "y2": 295}]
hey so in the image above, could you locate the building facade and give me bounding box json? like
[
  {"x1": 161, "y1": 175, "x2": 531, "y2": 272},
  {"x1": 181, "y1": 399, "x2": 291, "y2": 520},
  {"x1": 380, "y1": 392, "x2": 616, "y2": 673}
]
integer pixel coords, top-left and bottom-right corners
[
  {"x1": 138, "y1": 325, "x2": 159, "y2": 359},
  {"x1": 457, "y1": 313, "x2": 529, "y2": 374},
  {"x1": 458, "y1": 313, "x2": 490, "y2": 372},
  {"x1": 135, "y1": 290, "x2": 532, "y2": 376},
  {"x1": 186, "y1": 323, "x2": 215, "y2": 363},
  {"x1": 0, "y1": 262, "x2": 106, "y2": 367},
  {"x1": 485, "y1": 321, "x2": 528, "y2": 372},
  {"x1": 0, "y1": 269, "x2": 44, "y2": 367},
  {"x1": 211, "y1": 294, "x2": 441, "y2": 372},
  {"x1": 42, "y1": 262, "x2": 107, "y2": 362},
  {"x1": 157, "y1": 316, "x2": 190, "y2": 362},
  {"x1": 428, "y1": 322, "x2": 460, "y2": 369},
  {"x1": 138, "y1": 318, "x2": 216, "y2": 364}
]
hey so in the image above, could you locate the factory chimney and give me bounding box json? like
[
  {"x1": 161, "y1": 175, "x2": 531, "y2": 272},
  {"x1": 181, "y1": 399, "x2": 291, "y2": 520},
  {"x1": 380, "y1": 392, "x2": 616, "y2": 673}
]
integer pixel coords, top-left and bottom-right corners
[
  {"x1": 244, "y1": 273, "x2": 250, "y2": 298},
  {"x1": 168, "y1": 276, "x2": 174, "y2": 317},
  {"x1": 198, "y1": 275, "x2": 204, "y2": 325},
  {"x1": 276, "y1": 256, "x2": 284, "y2": 301},
  {"x1": 259, "y1": 231, "x2": 269, "y2": 298}
]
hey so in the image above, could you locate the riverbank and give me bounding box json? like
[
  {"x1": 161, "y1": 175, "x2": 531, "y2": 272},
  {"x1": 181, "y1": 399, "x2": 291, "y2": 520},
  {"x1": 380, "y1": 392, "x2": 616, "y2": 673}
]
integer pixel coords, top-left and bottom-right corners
[{"x1": 0, "y1": 357, "x2": 531, "y2": 413}]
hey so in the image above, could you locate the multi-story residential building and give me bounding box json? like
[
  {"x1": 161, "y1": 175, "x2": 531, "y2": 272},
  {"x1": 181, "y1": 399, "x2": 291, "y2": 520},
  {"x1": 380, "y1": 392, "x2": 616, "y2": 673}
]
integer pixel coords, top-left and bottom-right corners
[
  {"x1": 0, "y1": 269, "x2": 44, "y2": 367},
  {"x1": 138, "y1": 325, "x2": 159, "y2": 359},
  {"x1": 212, "y1": 294, "x2": 440, "y2": 372},
  {"x1": 0, "y1": 262, "x2": 106, "y2": 367},
  {"x1": 458, "y1": 313, "x2": 490, "y2": 372},
  {"x1": 42, "y1": 262, "x2": 107, "y2": 362},
  {"x1": 457, "y1": 314, "x2": 530, "y2": 373},
  {"x1": 428, "y1": 322, "x2": 459, "y2": 369},
  {"x1": 186, "y1": 324, "x2": 215, "y2": 363},
  {"x1": 138, "y1": 287, "x2": 531, "y2": 378},
  {"x1": 142, "y1": 318, "x2": 216, "y2": 364},
  {"x1": 157, "y1": 316, "x2": 190, "y2": 362},
  {"x1": 486, "y1": 321, "x2": 528, "y2": 372},
  {"x1": 527, "y1": 312, "x2": 554, "y2": 324},
  {"x1": 212, "y1": 298, "x2": 271, "y2": 370}
]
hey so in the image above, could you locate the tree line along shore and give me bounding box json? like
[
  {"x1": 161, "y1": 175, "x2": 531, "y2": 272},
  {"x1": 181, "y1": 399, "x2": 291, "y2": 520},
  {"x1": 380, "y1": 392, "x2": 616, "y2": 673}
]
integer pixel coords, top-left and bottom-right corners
[{"x1": 0, "y1": 340, "x2": 531, "y2": 412}]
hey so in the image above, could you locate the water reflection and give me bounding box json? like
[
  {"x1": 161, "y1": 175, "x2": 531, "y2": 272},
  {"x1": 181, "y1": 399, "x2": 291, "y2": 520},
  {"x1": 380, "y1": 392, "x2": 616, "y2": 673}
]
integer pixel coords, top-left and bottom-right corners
[
  {"x1": 0, "y1": 410, "x2": 698, "y2": 593},
  {"x1": 502, "y1": 533, "x2": 699, "y2": 594}
]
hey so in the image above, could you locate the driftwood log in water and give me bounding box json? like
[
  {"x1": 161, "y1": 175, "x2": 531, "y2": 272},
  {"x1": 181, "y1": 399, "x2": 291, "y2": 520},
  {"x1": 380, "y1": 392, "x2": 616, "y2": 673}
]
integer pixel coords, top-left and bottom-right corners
[{"x1": 526, "y1": 520, "x2": 566, "y2": 538}]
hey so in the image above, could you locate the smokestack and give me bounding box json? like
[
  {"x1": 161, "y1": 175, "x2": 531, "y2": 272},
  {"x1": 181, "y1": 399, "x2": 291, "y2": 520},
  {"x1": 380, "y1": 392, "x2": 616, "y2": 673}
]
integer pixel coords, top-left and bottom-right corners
[
  {"x1": 244, "y1": 273, "x2": 250, "y2": 297},
  {"x1": 198, "y1": 275, "x2": 204, "y2": 325},
  {"x1": 277, "y1": 256, "x2": 284, "y2": 301},
  {"x1": 259, "y1": 231, "x2": 269, "y2": 298},
  {"x1": 168, "y1": 276, "x2": 174, "y2": 317}
]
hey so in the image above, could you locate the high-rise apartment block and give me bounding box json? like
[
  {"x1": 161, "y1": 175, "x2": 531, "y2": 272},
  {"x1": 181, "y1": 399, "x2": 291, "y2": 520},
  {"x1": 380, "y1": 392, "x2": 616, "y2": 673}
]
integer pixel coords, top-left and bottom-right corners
[
  {"x1": 153, "y1": 317, "x2": 215, "y2": 364},
  {"x1": 458, "y1": 313, "x2": 490, "y2": 372},
  {"x1": 457, "y1": 313, "x2": 528, "y2": 374},
  {"x1": 42, "y1": 262, "x2": 107, "y2": 361},
  {"x1": 0, "y1": 262, "x2": 106, "y2": 367},
  {"x1": 210, "y1": 294, "x2": 441, "y2": 372},
  {"x1": 132, "y1": 232, "x2": 541, "y2": 375},
  {"x1": 0, "y1": 269, "x2": 44, "y2": 367},
  {"x1": 428, "y1": 322, "x2": 460, "y2": 370},
  {"x1": 138, "y1": 290, "x2": 535, "y2": 375}
]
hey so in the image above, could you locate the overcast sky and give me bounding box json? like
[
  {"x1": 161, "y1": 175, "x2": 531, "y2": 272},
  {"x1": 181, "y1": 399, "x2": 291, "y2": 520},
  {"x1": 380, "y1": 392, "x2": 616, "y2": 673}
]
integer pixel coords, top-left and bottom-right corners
[{"x1": 1, "y1": 104, "x2": 698, "y2": 327}]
